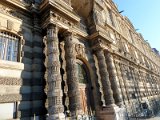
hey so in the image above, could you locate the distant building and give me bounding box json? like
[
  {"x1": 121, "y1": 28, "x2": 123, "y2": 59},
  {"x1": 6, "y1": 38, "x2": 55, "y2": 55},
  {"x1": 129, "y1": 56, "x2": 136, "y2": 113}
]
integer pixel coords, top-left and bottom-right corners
[{"x1": 0, "y1": 0, "x2": 160, "y2": 120}]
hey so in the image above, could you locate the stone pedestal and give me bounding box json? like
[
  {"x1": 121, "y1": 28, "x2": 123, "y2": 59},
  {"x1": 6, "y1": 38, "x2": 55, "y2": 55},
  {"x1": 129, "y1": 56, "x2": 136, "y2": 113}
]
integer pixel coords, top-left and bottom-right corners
[
  {"x1": 94, "y1": 48, "x2": 126, "y2": 120},
  {"x1": 97, "y1": 105, "x2": 126, "y2": 120}
]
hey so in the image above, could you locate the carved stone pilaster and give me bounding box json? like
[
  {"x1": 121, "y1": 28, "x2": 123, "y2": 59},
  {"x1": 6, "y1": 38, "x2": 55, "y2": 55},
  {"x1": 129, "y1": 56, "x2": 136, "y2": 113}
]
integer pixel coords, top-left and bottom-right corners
[
  {"x1": 64, "y1": 32, "x2": 82, "y2": 118},
  {"x1": 46, "y1": 24, "x2": 64, "y2": 120},
  {"x1": 105, "y1": 52, "x2": 123, "y2": 106},
  {"x1": 95, "y1": 49, "x2": 114, "y2": 106}
]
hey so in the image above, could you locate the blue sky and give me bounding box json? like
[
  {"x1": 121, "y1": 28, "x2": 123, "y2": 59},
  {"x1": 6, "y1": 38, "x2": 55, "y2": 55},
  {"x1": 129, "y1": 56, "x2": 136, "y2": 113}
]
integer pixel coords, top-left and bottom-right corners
[{"x1": 113, "y1": 0, "x2": 160, "y2": 51}]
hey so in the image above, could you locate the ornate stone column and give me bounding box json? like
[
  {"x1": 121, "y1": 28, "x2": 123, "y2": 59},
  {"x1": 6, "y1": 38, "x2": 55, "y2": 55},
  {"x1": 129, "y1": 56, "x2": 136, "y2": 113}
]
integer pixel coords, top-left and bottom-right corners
[
  {"x1": 95, "y1": 49, "x2": 114, "y2": 106},
  {"x1": 46, "y1": 24, "x2": 64, "y2": 120},
  {"x1": 64, "y1": 32, "x2": 82, "y2": 118},
  {"x1": 105, "y1": 52, "x2": 123, "y2": 106}
]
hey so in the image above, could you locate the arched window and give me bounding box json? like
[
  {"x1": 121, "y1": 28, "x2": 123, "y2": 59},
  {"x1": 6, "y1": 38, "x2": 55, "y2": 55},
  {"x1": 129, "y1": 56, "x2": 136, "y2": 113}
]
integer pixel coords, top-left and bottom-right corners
[
  {"x1": 77, "y1": 62, "x2": 88, "y2": 84},
  {"x1": 0, "y1": 31, "x2": 19, "y2": 61}
]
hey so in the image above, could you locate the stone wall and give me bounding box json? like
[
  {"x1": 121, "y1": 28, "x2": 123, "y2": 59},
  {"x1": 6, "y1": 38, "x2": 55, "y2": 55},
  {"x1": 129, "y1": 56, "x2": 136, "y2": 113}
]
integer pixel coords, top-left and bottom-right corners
[
  {"x1": 0, "y1": 0, "x2": 160, "y2": 120},
  {"x1": 0, "y1": 1, "x2": 46, "y2": 119}
]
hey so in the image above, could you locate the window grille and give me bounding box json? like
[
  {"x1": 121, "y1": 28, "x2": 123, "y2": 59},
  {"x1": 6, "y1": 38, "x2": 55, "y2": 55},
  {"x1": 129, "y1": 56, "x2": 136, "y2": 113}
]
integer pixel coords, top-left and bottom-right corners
[{"x1": 0, "y1": 31, "x2": 19, "y2": 62}]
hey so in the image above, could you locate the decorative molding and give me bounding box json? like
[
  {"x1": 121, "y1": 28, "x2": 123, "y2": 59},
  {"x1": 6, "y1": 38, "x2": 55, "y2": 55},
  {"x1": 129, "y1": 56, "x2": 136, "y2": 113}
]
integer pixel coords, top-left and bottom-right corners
[
  {"x1": 0, "y1": 77, "x2": 31, "y2": 85},
  {"x1": 0, "y1": 94, "x2": 21, "y2": 103},
  {"x1": 0, "y1": 77, "x2": 22, "y2": 85},
  {"x1": 0, "y1": 4, "x2": 31, "y2": 24},
  {"x1": 7, "y1": 20, "x2": 13, "y2": 30}
]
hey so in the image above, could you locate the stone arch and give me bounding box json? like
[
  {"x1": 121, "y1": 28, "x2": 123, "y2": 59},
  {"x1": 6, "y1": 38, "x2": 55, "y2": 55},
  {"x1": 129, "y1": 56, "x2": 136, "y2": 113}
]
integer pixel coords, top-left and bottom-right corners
[
  {"x1": 76, "y1": 56, "x2": 96, "y2": 112},
  {"x1": 76, "y1": 56, "x2": 94, "y2": 85}
]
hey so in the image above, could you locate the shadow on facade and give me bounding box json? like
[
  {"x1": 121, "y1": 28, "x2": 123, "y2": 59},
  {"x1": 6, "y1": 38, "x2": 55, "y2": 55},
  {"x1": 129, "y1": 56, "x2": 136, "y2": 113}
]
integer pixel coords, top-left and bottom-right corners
[{"x1": 17, "y1": 21, "x2": 47, "y2": 119}]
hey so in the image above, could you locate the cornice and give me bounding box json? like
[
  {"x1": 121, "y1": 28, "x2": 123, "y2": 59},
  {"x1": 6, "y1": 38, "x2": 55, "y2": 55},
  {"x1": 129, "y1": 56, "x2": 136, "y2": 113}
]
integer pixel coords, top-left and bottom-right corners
[
  {"x1": 88, "y1": 29, "x2": 113, "y2": 43},
  {"x1": 2, "y1": 0, "x2": 30, "y2": 13},
  {"x1": 40, "y1": 0, "x2": 80, "y2": 23},
  {"x1": 100, "y1": 19, "x2": 160, "y2": 68},
  {"x1": 112, "y1": 50, "x2": 160, "y2": 77}
]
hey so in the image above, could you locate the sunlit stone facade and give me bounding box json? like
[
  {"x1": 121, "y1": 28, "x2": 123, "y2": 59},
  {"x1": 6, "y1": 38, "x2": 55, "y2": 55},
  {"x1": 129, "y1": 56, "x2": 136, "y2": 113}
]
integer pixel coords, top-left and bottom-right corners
[{"x1": 0, "y1": 0, "x2": 160, "y2": 119}]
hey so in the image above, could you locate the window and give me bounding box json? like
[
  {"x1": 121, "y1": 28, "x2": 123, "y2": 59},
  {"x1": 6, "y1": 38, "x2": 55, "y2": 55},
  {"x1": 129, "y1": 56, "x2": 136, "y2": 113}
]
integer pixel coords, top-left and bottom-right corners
[
  {"x1": 0, "y1": 31, "x2": 19, "y2": 61},
  {"x1": 107, "y1": 8, "x2": 115, "y2": 27},
  {"x1": 125, "y1": 70, "x2": 130, "y2": 80},
  {"x1": 134, "y1": 51, "x2": 139, "y2": 59},
  {"x1": 77, "y1": 63, "x2": 87, "y2": 84},
  {"x1": 129, "y1": 30, "x2": 134, "y2": 43},
  {"x1": 124, "y1": 43, "x2": 129, "y2": 52}
]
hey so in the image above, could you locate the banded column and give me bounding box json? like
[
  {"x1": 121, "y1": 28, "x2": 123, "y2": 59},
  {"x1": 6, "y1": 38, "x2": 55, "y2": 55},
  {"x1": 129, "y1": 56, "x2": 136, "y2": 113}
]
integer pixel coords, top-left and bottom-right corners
[
  {"x1": 105, "y1": 52, "x2": 123, "y2": 106},
  {"x1": 119, "y1": 64, "x2": 130, "y2": 103},
  {"x1": 31, "y1": 12, "x2": 46, "y2": 117},
  {"x1": 46, "y1": 24, "x2": 64, "y2": 120},
  {"x1": 114, "y1": 61, "x2": 127, "y2": 104},
  {"x1": 64, "y1": 32, "x2": 82, "y2": 118},
  {"x1": 95, "y1": 49, "x2": 114, "y2": 106}
]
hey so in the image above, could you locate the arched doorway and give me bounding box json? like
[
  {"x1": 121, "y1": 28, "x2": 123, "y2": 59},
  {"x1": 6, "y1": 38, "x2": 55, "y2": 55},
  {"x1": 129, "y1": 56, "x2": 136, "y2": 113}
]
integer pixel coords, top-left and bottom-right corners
[{"x1": 76, "y1": 60, "x2": 94, "y2": 116}]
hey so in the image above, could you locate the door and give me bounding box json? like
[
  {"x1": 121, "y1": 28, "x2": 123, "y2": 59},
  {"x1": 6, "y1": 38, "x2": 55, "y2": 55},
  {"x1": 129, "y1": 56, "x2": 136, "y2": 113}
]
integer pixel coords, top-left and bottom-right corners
[{"x1": 77, "y1": 62, "x2": 93, "y2": 116}]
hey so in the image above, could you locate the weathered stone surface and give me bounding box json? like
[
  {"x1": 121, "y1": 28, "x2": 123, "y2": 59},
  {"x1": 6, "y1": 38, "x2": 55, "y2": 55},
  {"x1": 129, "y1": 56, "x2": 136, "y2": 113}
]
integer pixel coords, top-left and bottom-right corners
[
  {"x1": 0, "y1": 0, "x2": 160, "y2": 120},
  {"x1": 45, "y1": 24, "x2": 65, "y2": 119}
]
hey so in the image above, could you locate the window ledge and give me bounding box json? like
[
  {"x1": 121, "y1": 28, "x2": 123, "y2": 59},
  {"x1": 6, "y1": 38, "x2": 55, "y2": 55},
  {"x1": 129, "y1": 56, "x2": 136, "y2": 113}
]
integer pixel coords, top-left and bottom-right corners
[{"x1": 0, "y1": 60, "x2": 24, "y2": 70}]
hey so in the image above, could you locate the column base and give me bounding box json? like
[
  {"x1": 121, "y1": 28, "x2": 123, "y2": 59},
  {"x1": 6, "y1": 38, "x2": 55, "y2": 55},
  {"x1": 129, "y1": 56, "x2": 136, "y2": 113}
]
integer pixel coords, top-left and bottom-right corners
[
  {"x1": 47, "y1": 113, "x2": 65, "y2": 120},
  {"x1": 69, "y1": 110, "x2": 83, "y2": 120},
  {"x1": 96, "y1": 104, "x2": 126, "y2": 120}
]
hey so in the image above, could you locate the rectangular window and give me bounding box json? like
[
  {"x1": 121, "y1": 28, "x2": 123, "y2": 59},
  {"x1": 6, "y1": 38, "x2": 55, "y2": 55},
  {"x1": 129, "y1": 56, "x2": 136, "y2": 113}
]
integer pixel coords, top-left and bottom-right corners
[
  {"x1": 107, "y1": 9, "x2": 115, "y2": 27},
  {"x1": 0, "y1": 32, "x2": 19, "y2": 62},
  {"x1": 129, "y1": 30, "x2": 134, "y2": 43}
]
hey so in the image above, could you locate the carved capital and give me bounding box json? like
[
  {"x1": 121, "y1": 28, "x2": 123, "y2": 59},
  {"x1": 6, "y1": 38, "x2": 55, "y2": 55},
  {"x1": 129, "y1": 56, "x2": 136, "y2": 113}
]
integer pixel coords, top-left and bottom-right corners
[{"x1": 47, "y1": 24, "x2": 59, "y2": 41}]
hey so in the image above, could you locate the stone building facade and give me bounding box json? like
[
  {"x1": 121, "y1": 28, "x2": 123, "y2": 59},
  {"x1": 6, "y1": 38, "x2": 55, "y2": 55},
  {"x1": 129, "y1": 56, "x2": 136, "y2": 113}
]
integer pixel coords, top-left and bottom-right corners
[{"x1": 0, "y1": 0, "x2": 160, "y2": 119}]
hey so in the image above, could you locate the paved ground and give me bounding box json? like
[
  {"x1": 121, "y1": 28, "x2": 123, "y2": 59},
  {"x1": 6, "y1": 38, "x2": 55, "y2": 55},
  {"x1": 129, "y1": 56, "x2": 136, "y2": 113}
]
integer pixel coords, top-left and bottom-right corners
[
  {"x1": 130, "y1": 112, "x2": 160, "y2": 120},
  {"x1": 145, "y1": 113, "x2": 160, "y2": 120}
]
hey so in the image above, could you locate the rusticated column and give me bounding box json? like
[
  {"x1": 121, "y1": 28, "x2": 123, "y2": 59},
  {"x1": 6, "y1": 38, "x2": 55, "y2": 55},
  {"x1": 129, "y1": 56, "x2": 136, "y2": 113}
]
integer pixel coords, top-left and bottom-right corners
[
  {"x1": 114, "y1": 61, "x2": 127, "y2": 104},
  {"x1": 119, "y1": 64, "x2": 130, "y2": 103},
  {"x1": 46, "y1": 24, "x2": 64, "y2": 120},
  {"x1": 64, "y1": 32, "x2": 82, "y2": 118},
  {"x1": 105, "y1": 52, "x2": 123, "y2": 106},
  {"x1": 95, "y1": 49, "x2": 115, "y2": 106}
]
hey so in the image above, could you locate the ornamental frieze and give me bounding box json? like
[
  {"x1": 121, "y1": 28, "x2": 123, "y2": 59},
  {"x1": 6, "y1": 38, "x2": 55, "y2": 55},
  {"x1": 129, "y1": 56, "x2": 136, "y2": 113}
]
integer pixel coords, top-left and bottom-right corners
[
  {"x1": 49, "y1": 12, "x2": 72, "y2": 27},
  {"x1": 0, "y1": 77, "x2": 31, "y2": 85},
  {"x1": 0, "y1": 94, "x2": 22, "y2": 103},
  {"x1": 0, "y1": 77, "x2": 22, "y2": 85}
]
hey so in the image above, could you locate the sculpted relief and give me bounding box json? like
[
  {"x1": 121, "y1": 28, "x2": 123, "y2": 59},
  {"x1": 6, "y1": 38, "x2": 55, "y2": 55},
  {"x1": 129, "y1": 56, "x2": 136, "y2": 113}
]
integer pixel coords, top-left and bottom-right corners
[
  {"x1": 75, "y1": 44, "x2": 86, "y2": 58},
  {"x1": 93, "y1": 10, "x2": 105, "y2": 25}
]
